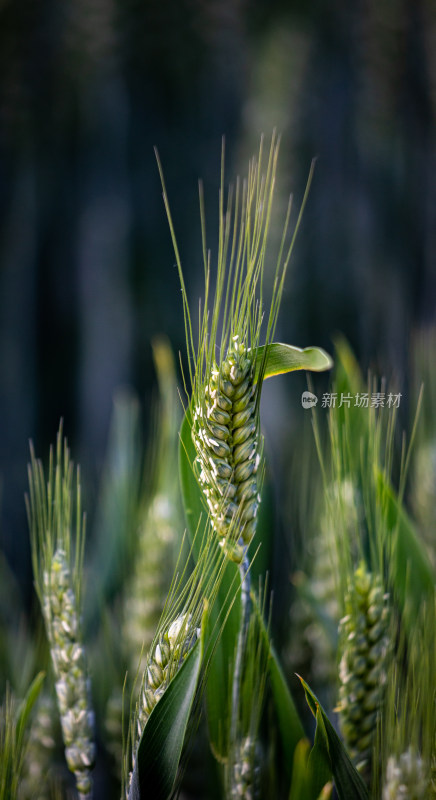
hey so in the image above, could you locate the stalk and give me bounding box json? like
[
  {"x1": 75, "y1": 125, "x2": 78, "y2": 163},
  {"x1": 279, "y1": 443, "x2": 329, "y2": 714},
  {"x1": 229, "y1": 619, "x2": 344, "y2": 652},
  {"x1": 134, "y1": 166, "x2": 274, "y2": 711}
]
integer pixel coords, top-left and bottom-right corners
[{"x1": 231, "y1": 554, "x2": 251, "y2": 749}]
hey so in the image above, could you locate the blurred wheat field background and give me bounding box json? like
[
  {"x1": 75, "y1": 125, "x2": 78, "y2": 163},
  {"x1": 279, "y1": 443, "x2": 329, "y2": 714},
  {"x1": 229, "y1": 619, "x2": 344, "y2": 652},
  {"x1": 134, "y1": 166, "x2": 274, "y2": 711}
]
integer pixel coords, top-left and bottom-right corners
[{"x1": 1, "y1": 3, "x2": 435, "y2": 799}]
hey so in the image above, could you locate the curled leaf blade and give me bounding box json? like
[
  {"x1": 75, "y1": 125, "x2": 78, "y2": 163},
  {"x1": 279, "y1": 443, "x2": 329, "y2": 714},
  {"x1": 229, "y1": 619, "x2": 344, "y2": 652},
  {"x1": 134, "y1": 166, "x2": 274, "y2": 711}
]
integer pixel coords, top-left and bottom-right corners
[
  {"x1": 129, "y1": 633, "x2": 203, "y2": 800},
  {"x1": 254, "y1": 343, "x2": 333, "y2": 383}
]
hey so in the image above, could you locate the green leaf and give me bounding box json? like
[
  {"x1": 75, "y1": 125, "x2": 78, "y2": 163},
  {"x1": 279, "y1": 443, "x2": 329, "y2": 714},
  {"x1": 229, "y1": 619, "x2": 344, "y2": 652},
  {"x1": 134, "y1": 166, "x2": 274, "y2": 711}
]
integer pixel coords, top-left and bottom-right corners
[
  {"x1": 288, "y1": 739, "x2": 332, "y2": 800},
  {"x1": 254, "y1": 343, "x2": 333, "y2": 383},
  {"x1": 179, "y1": 409, "x2": 241, "y2": 759},
  {"x1": 289, "y1": 739, "x2": 312, "y2": 800},
  {"x1": 129, "y1": 635, "x2": 203, "y2": 800},
  {"x1": 298, "y1": 676, "x2": 369, "y2": 800},
  {"x1": 377, "y1": 470, "x2": 436, "y2": 625},
  {"x1": 0, "y1": 673, "x2": 46, "y2": 800},
  {"x1": 251, "y1": 594, "x2": 304, "y2": 782},
  {"x1": 16, "y1": 671, "x2": 46, "y2": 744}
]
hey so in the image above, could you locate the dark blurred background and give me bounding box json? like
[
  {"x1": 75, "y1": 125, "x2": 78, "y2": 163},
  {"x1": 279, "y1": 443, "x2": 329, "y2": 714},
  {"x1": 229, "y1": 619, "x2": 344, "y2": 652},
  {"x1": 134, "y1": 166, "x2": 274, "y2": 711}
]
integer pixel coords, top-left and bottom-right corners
[{"x1": 1, "y1": 0, "x2": 435, "y2": 594}]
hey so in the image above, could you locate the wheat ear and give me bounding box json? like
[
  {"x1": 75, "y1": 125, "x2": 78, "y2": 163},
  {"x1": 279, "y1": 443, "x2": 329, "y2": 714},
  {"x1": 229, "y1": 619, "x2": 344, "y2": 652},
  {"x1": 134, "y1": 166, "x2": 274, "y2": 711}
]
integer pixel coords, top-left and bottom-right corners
[
  {"x1": 383, "y1": 749, "x2": 430, "y2": 799},
  {"x1": 337, "y1": 564, "x2": 390, "y2": 783},
  {"x1": 26, "y1": 427, "x2": 95, "y2": 799},
  {"x1": 193, "y1": 337, "x2": 260, "y2": 563}
]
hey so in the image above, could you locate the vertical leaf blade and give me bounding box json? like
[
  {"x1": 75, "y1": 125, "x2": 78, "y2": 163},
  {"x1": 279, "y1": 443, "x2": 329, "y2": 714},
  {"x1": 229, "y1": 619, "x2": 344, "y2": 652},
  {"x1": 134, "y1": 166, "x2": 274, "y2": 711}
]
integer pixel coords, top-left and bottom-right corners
[{"x1": 298, "y1": 676, "x2": 369, "y2": 800}]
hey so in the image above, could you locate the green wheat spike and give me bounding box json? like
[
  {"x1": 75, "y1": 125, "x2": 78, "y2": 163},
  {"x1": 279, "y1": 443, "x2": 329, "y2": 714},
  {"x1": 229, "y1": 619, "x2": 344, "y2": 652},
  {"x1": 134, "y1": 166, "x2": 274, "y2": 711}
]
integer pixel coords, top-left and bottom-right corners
[
  {"x1": 287, "y1": 478, "x2": 361, "y2": 703},
  {"x1": 192, "y1": 337, "x2": 260, "y2": 563},
  {"x1": 19, "y1": 693, "x2": 58, "y2": 800},
  {"x1": 136, "y1": 613, "x2": 199, "y2": 736},
  {"x1": 126, "y1": 608, "x2": 202, "y2": 799},
  {"x1": 43, "y1": 550, "x2": 95, "y2": 797},
  {"x1": 156, "y1": 132, "x2": 318, "y2": 564},
  {"x1": 337, "y1": 563, "x2": 390, "y2": 783},
  {"x1": 123, "y1": 515, "x2": 231, "y2": 799},
  {"x1": 26, "y1": 426, "x2": 95, "y2": 799}
]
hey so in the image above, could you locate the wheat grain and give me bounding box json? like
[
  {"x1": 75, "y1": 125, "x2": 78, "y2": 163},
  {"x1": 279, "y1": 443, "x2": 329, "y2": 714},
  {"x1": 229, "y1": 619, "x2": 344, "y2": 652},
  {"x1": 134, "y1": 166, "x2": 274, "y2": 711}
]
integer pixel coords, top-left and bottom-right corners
[{"x1": 193, "y1": 338, "x2": 260, "y2": 563}]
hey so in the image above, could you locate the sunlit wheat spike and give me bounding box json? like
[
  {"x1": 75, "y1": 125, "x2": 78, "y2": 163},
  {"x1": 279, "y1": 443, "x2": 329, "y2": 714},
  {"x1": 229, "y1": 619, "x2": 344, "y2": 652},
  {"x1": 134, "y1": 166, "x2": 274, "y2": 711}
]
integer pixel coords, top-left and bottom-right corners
[
  {"x1": 383, "y1": 749, "x2": 430, "y2": 799},
  {"x1": 337, "y1": 564, "x2": 390, "y2": 783},
  {"x1": 157, "y1": 133, "x2": 317, "y2": 564},
  {"x1": 135, "y1": 613, "x2": 200, "y2": 745},
  {"x1": 127, "y1": 612, "x2": 200, "y2": 797},
  {"x1": 44, "y1": 549, "x2": 95, "y2": 798},
  {"x1": 230, "y1": 736, "x2": 261, "y2": 800},
  {"x1": 193, "y1": 337, "x2": 260, "y2": 563}
]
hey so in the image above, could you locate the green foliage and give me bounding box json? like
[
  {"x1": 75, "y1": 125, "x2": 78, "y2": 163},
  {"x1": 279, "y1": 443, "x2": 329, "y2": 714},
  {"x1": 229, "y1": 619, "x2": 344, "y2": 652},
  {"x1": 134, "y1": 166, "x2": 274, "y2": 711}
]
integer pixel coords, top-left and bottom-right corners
[
  {"x1": 251, "y1": 593, "x2": 304, "y2": 783},
  {"x1": 0, "y1": 672, "x2": 45, "y2": 800},
  {"x1": 298, "y1": 677, "x2": 369, "y2": 800},
  {"x1": 3, "y1": 139, "x2": 436, "y2": 800},
  {"x1": 254, "y1": 344, "x2": 333, "y2": 382},
  {"x1": 377, "y1": 472, "x2": 435, "y2": 629}
]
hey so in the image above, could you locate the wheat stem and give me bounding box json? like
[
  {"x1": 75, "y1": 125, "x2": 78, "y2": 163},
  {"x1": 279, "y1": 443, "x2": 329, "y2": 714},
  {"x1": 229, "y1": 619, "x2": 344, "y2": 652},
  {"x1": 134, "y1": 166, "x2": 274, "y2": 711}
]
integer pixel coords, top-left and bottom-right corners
[{"x1": 230, "y1": 555, "x2": 251, "y2": 752}]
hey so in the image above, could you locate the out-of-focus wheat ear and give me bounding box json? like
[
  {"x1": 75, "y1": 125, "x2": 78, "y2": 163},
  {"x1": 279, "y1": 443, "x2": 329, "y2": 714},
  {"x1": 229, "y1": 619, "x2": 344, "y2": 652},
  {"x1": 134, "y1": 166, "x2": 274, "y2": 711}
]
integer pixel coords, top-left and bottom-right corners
[
  {"x1": 104, "y1": 688, "x2": 124, "y2": 778},
  {"x1": 44, "y1": 549, "x2": 95, "y2": 798},
  {"x1": 286, "y1": 481, "x2": 354, "y2": 702},
  {"x1": 382, "y1": 750, "x2": 430, "y2": 799},
  {"x1": 411, "y1": 437, "x2": 436, "y2": 568},
  {"x1": 123, "y1": 337, "x2": 181, "y2": 674},
  {"x1": 19, "y1": 693, "x2": 58, "y2": 800},
  {"x1": 26, "y1": 426, "x2": 95, "y2": 799},
  {"x1": 230, "y1": 736, "x2": 262, "y2": 800},
  {"x1": 124, "y1": 493, "x2": 180, "y2": 671},
  {"x1": 337, "y1": 564, "x2": 390, "y2": 786}
]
